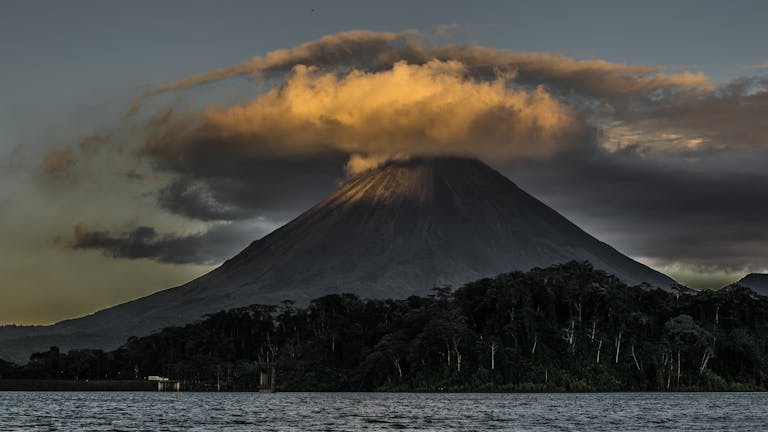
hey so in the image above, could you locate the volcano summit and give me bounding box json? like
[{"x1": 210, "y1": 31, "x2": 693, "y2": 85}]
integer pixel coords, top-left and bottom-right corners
[{"x1": 0, "y1": 157, "x2": 675, "y2": 362}]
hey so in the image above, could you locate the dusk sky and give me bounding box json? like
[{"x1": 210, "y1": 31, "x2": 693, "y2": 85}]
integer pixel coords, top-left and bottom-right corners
[{"x1": 3, "y1": 0, "x2": 768, "y2": 325}]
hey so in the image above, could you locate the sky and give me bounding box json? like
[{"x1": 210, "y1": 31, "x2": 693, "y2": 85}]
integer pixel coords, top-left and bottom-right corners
[{"x1": 2, "y1": 0, "x2": 768, "y2": 325}]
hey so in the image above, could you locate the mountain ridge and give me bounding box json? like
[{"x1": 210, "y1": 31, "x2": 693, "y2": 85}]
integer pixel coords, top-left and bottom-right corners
[
  {"x1": 0, "y1": 156, "x2": 676, "y2": 363},
  {"x1": 734, "y1": 273, "x2": 768, "y2": 295}
]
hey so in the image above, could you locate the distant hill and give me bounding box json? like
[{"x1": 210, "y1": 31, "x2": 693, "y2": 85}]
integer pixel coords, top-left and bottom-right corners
[
  {"x1": 0, "y1": 157, "x2": 676, "y2": 363},
  {"x1": 735, "y1": 274, "x2": 768, "y2": 295}
]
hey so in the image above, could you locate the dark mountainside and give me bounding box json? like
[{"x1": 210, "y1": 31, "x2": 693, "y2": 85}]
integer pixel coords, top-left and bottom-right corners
[
  {"x1": 0, "y1": 157, "x2": 676, "y2": 363},
  {"x1": 736, "y1": 274, "x2": 768, "y2": 296},
  {"x1": 3, "y1": 263, "x2": 764, "y2": 392}
]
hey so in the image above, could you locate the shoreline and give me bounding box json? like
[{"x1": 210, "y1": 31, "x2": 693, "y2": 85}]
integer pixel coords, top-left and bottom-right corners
[
  {"x1": 1, "y1": 379, "x2": 765, "y2": 393},
  {"x1": 0, "y1": 379, "x2": 161, "y2": 392}
]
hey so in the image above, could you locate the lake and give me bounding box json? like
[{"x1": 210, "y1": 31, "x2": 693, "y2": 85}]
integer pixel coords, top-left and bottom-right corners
[{"x1": 0, "y1": 391, "x2": 764, "y2": 431}]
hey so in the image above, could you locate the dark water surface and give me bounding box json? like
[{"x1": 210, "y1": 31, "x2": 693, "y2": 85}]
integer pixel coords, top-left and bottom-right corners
[{"x1": 0, "y1": 391, "x2": 764, "y2": 431}]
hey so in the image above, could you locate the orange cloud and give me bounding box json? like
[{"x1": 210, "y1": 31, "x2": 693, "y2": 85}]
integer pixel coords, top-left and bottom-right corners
[
  {"x1": 43, "y1": 149, "x2": 73, "y2": 175},
  {"x1": 145, "y1": 60, "x2": 586, "y2": 167},
  {"x1": 127, "y1": 30, "x2": 724, "y2": 164},
  {"x1": 127, "y1": 30, "x2": 420, "y2": 115},
  {"x1": 129, "y1": 29, "x2": 712, "y2": 117}
]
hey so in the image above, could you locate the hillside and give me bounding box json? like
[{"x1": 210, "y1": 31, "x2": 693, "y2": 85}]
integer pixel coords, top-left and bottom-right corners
[
  {"x1": 3, "y1": 263, "x2": 761, "y2": 392},
  {"x1": 736, "y1": 274, "x2": 768, "y2": 296}
]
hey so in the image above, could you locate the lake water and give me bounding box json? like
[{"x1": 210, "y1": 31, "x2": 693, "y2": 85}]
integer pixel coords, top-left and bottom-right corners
[{"x1": 0, "y1": 392, "x2": 765, "y2": 431}]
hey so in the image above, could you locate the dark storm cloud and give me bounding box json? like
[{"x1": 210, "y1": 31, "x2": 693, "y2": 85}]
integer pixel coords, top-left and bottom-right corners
[
  {"x1": 71, "y1": 222, "x2": 268, "y2": 264},
  {"x1": 157, "y1": 178, "x2": 251, "y2": 222},
  {"x1": 509, "y1": 146, "x2": 768, "y2": 274},
  {"x1": 608, "y1": 78, "x2": 768, "y2": 154},
  {"x1": 153, "y1": 152, "x2": 349, "y2": 221}
]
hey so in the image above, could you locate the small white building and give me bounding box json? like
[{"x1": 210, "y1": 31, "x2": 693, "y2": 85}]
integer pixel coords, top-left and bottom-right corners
[
  {"x1": 147, "y1": 375, "x2": 180, "y2": 391},
  {"x1": 147, "y1": 375, "x2": 169, "y2": 382}
]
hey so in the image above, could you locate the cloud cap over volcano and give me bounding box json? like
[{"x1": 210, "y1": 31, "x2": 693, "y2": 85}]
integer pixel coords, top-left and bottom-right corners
[{"x1": 29, "y1": 28, "x2": 768, "y2": 297}]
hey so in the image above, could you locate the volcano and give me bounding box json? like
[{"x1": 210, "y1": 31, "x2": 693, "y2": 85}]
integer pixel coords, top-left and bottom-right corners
[{"x1": 0, "y1": 157, "x2": 676, "y2": 362}]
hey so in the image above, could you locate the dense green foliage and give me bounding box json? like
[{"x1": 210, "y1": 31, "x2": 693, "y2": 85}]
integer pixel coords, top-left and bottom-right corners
[{"x1": 4, "y1": 262, "x2": 768, "y2": 391}]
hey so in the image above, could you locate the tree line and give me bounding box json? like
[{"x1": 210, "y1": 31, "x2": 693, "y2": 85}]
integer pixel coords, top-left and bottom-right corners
[{"x1": 2, "y1": 262, "x2": 766, "y2": 391}]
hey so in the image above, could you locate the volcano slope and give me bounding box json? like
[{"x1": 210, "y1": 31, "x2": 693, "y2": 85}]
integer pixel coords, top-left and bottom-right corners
[{"x1": 0, "y1": 157, "x2": 676, "y2": 362}]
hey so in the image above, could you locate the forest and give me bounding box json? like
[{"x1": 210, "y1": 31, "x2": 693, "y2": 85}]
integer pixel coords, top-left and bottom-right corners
[{"x1": 2, "y1": 262, "x2": 767, "y2": 392}]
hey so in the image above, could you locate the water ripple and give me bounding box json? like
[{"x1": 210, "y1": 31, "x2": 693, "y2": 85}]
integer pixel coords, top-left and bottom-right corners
[{"x1": 0, "y1": 392, "x2": 765, "y2": 431}]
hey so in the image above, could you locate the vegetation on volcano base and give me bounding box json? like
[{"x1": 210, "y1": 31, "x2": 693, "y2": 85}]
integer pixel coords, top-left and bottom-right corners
[{"x1": 3, "y1": 262, "x2": 767, "y2": 392}]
